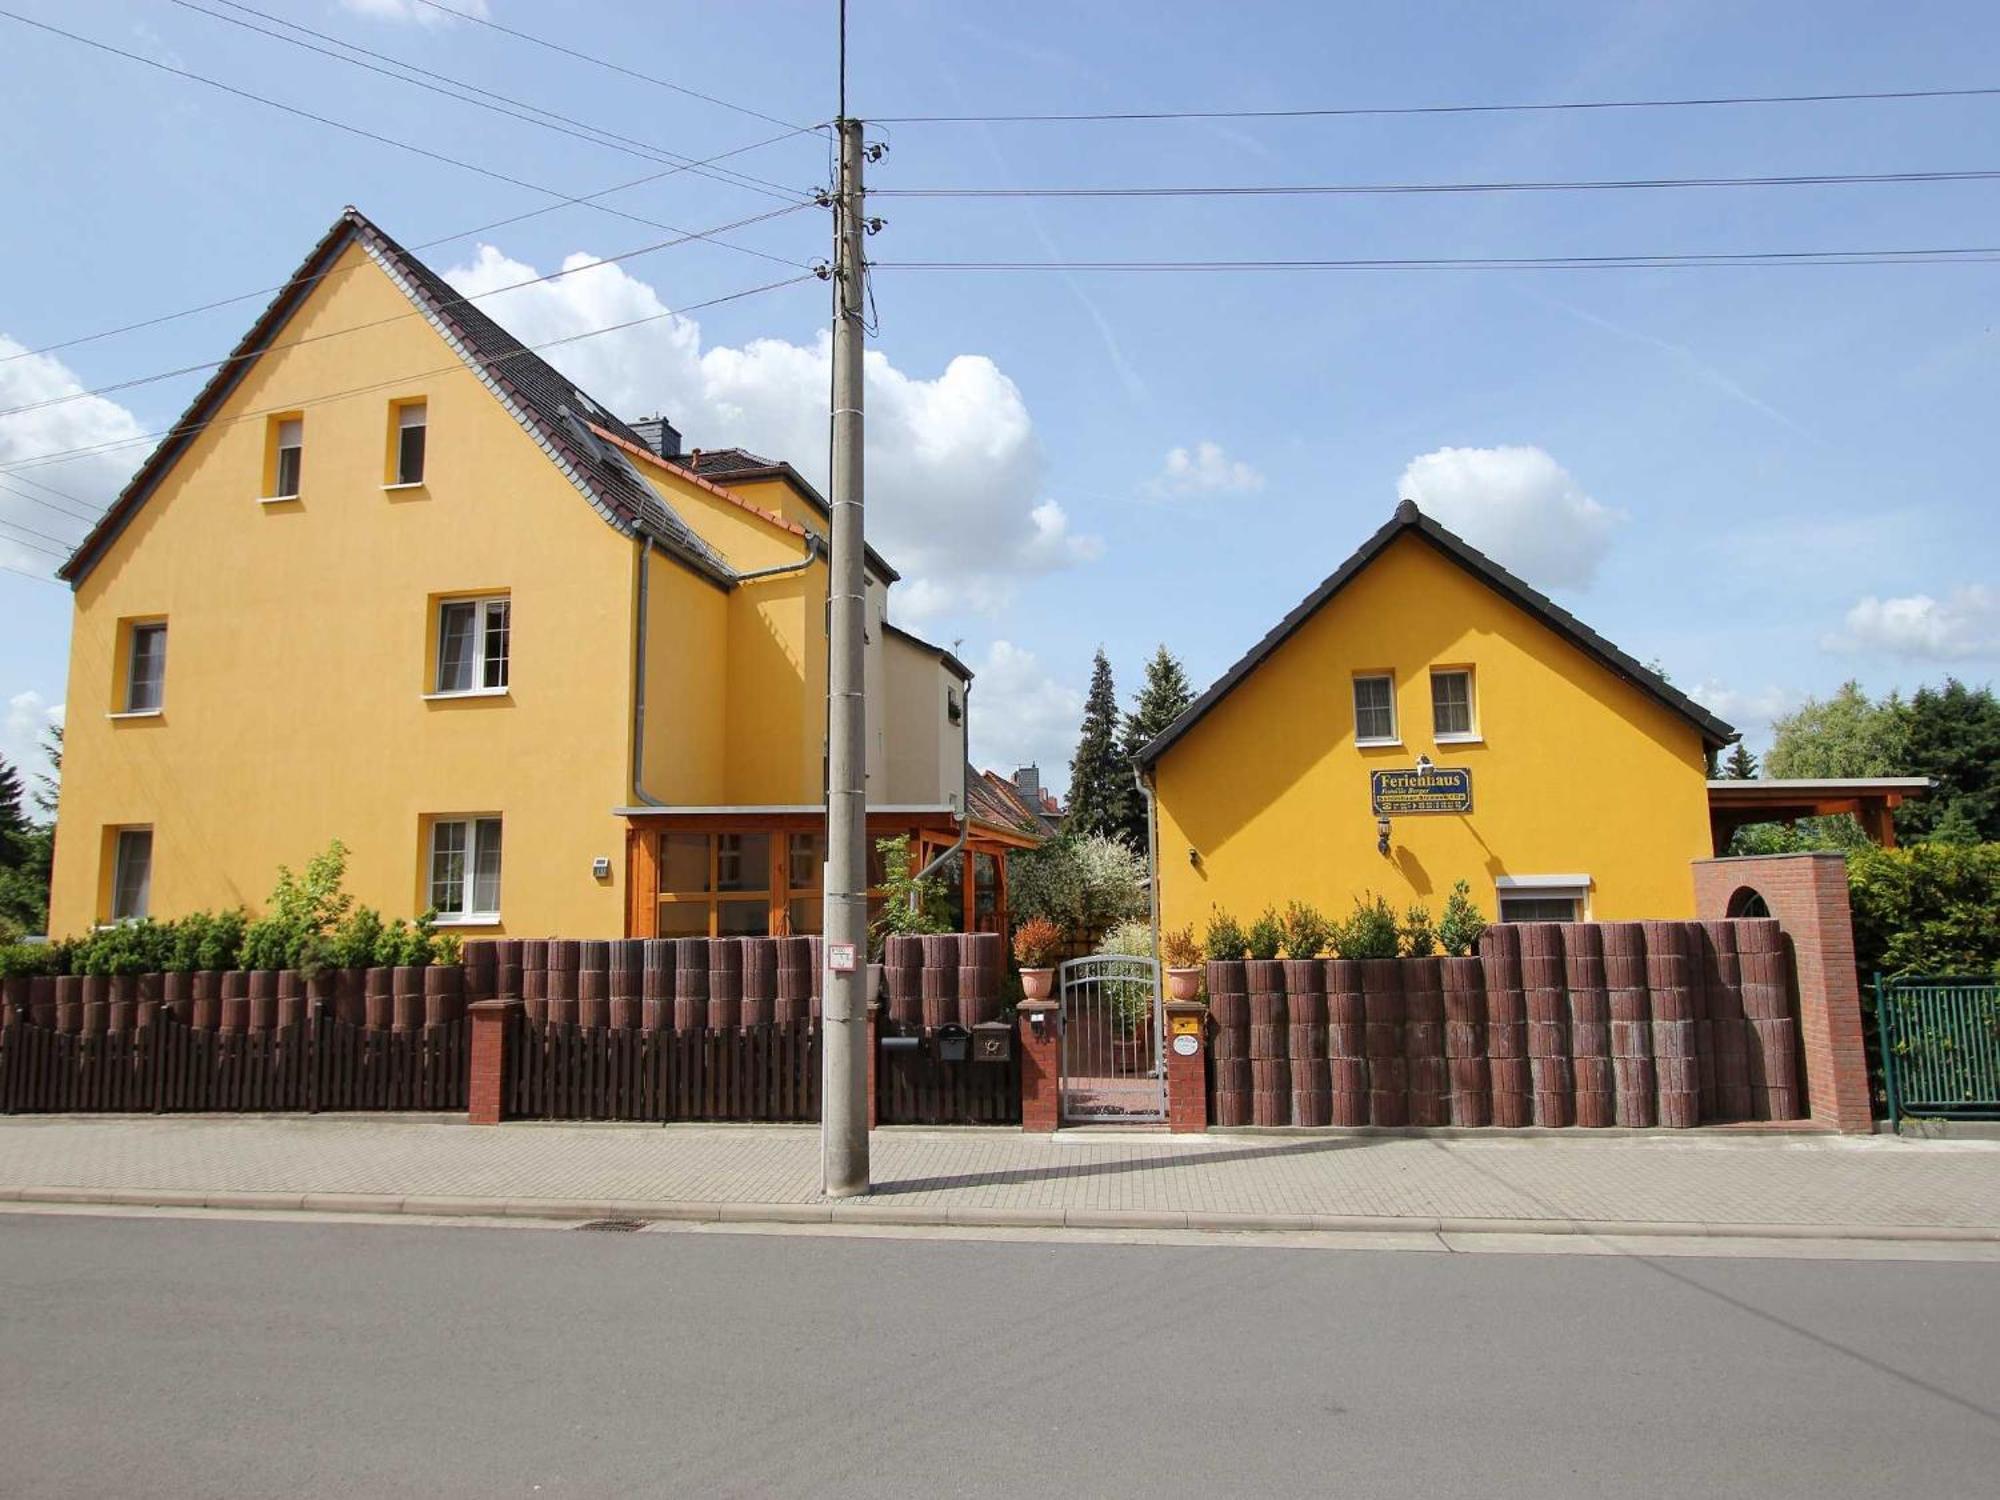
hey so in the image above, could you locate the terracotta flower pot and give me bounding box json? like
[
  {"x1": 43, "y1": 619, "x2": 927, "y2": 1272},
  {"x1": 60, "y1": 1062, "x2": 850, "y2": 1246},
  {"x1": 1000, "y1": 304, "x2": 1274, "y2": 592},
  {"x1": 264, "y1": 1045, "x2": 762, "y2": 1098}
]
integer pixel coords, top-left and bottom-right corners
[
  {"x1": 1166, "y1": 966, "x2": 1202, "y2": 1002},
  {"x1": 1020, "y1": 967, "x2": 1055, "y2": 1001}
]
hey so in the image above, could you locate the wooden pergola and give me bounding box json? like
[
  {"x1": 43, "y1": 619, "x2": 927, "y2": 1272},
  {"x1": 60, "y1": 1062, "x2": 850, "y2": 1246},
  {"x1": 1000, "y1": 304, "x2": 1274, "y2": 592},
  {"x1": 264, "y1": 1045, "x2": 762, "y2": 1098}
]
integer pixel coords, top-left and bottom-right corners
[{"x1": 1706, "y1": 777, "x2": 1931, "y2": 854}]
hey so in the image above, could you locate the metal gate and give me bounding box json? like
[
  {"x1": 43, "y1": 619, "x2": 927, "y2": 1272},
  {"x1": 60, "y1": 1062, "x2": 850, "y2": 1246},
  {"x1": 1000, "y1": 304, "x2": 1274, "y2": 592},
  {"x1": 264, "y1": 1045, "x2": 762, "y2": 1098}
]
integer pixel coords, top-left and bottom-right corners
[
  {"x1": 1057, "y1": 955, "x2": 1165, "y2": 1122},
  {"x1": 1878, "y1": 975, "x2": 2000, "y2": 1124}
]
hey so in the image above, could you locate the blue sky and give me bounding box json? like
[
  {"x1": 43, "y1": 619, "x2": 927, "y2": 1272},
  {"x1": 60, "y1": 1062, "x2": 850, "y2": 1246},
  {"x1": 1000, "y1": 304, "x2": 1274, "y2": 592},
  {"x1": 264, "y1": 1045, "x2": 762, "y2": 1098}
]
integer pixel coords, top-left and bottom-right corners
[{"x1": 3, "y1": 0, "x2": 1997, "y2": 793}]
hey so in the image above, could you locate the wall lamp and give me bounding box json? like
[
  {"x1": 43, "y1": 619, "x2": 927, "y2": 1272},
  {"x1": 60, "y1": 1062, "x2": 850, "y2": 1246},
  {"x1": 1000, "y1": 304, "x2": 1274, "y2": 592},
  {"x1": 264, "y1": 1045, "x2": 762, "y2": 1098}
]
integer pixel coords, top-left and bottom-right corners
[
  {"x1": 1376, "y1": 816, "x2": 1392, "y2": 857},
  {"x1": 1188, "y1": 845, "x2": 1202, "y2": 869}
]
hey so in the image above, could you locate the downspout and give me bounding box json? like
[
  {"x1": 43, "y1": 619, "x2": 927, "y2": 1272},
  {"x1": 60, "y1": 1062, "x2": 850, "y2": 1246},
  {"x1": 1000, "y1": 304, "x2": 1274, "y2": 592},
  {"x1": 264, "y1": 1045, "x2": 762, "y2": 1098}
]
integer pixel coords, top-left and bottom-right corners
[
  {"x1": 630, "y1": 534, "x2": 662, "y2": 806},
  {"x1": 911, "y1": 678, "x2": 971, "y2": 910},
  {"x1": 1133, "y1": 760, "x2": 1160, "y2": 966},
  {"x1": 736, "y1": 530, "x2": 822, "y2": 584}
]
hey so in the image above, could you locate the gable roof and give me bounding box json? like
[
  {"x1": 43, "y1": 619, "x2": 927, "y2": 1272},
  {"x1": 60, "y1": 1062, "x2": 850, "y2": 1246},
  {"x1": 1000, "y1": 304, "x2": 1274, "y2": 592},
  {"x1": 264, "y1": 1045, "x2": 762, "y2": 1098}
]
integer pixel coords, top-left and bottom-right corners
[
  {"x1": 1137, "y1": 499, "x2": 1737, "y2": 767},
  {"x1": 969, "y1": 767, "x2": 1060, "y2": 839},
  {"x1": 60, "y1": 208, "x2": 731, "y2": 588},
  {"x1": 883, "y1": 619, "x2": 971, "y2": 682}
]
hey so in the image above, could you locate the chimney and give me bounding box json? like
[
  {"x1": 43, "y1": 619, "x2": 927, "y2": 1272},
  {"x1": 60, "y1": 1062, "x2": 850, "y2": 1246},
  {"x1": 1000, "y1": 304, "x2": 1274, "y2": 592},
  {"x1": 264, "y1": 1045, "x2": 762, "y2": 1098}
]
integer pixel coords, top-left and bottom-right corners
[
  {"x1": 1013, "y1": 764, "x2": 1041, "y2": 803},
  {"x1": 628, "y1": 415, "x2": 683, "y2": 460}
]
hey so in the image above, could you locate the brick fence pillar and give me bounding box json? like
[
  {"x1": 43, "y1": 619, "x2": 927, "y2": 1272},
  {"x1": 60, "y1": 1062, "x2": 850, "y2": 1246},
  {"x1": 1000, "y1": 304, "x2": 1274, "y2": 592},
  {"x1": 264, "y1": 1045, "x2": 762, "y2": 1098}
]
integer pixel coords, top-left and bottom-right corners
[
  {"x1": 1017, "y1": 997, "x2": 1061, "y2": 1132},
  {"x1": 468, "y1": 998, "x2": 521, "y2": 1125},
  {"x1": 1692, "y1": 853, "x2": 1872, "y2": 1133},
  {"x1": 1163, "y1": 999, "x2": 1209, "y2": 1133}
]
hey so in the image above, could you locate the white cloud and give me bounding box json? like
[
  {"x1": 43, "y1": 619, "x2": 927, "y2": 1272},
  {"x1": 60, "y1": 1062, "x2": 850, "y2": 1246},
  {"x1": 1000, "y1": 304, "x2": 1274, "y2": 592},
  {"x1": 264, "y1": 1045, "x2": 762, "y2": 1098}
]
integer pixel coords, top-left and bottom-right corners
[
  {"x1": 964, "y1": 640, "x2": 1081, "y2": 796},
  {"x1": 1825, "y1": 586, "x2": 1999, "y2": 661},
  {"x1": 0, "y1": 335, "x2": 146, "y2": 575},
  {"x1": 338, "y1": 0, "x2": 488, "y2": 25},
  {"x1": 1397, "y1": 444, "x2": 1620, "y2": 590},
  {"x1": 444, "y1": 245, "x2": 1099, "y2": 614},
  {"x1": 1688, "y1": 680, "x2": 1803, "y2": 740},
  {"x1": 2, "y1": 690, "x2": 63, "y2": 790},
  {"x1": 1147, "y1": 440, "x2": 1264, "y2": 499}
]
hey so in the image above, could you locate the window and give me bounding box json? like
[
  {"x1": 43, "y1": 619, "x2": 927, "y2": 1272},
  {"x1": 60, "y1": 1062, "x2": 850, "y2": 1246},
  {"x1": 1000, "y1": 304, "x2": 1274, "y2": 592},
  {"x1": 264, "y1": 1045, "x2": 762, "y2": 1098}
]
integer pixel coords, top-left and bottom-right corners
[
  {"x1": 1431, "y1": 668, "x2": 1476, "y2": 740},
  {"x1": 1495, "y1": 876, "x2": 1589, "y2": 924},
  {"x1": 1353, "y1": 674, "x2": 1397, "y2": 745},
  {"x1": 434, "y1": 596, "x2": 510, "y2": 694},
  {"x1": 125, "y1": 622, "x2": 167, "y2": 713},
  {"x1": 395, "y1": 401, "x2": 427, "y2": 485},
  {"x1": 429, "y1": 816, "x2": 502, "y2": 921},
  {"x1": 111, "y1": 828, "x2": 152, "y2": 921},
  {"x1": 273, "y1": 417, "x2": 302, "y2": 498},
  {"x1": 657, "y1": 830, "x2": 835, "y2": 938}
]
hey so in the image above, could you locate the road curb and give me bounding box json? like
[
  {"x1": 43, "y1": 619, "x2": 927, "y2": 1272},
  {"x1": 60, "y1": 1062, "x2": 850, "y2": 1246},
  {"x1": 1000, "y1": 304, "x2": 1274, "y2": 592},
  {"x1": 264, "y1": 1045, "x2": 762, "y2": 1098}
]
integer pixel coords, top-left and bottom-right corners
[{"x1": 5, "y1": 1185, "x2": 1999, "y2": 1244}]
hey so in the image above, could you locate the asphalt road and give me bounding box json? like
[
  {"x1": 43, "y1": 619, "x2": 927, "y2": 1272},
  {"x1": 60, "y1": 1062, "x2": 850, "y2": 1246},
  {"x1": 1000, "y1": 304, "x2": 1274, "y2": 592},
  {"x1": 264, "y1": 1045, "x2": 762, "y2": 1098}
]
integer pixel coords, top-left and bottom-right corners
[{"x1": 1, "y1": 1213, "x2": 1995, "y2": 1498}]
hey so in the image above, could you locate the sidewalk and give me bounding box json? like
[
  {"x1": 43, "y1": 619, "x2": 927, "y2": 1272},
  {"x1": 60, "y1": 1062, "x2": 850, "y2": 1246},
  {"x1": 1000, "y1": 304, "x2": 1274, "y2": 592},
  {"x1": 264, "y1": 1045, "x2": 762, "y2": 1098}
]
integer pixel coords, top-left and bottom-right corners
[{"x1": 4, "y1": 1115, "x2": 1999, "y2": 1242}]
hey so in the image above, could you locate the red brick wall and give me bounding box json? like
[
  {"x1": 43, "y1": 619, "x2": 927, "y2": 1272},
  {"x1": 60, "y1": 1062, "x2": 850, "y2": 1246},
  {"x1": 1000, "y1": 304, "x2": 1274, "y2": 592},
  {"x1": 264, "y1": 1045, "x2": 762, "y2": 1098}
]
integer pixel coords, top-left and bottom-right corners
[{"x1": 1691, "y1": 853, "x2": 1872, "y2": 1133}]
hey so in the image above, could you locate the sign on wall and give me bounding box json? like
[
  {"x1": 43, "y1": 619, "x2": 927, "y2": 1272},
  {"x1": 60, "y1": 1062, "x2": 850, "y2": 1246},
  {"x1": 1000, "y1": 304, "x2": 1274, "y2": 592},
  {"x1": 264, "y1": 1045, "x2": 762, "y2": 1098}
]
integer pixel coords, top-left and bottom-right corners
[{"x1": 1371, "y1": 766, "x2": 1473, "y2": 815}]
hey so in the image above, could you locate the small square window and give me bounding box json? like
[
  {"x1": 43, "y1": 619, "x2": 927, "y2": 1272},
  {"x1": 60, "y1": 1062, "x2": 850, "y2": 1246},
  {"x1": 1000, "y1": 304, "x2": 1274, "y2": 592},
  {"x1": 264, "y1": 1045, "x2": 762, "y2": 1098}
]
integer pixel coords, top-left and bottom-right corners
[
  {"x1": 126, "y1": 622, "x2": 167, "y2": 713},
  {"x1": 396, "y1": 401, "x2": 427, "y2": 485},
  {"x1": 1432, "y1": 669, "x2": 1476, "y2": 739},
  {"x1": 434, "y1": 595, "x2": 510, "y2": 694},
  {"x1": 428, "y1": 816, "x2": 502, "y2": 920},
  {"x1": 111, "y1": 828, "x2": 153, "y2": 921},
  {"x1": 1353, "y1": 674, "x2": 1397, "y2": 744},
  {"x1": 273, "y1": 417, "x2": 302, "y2": 498}
]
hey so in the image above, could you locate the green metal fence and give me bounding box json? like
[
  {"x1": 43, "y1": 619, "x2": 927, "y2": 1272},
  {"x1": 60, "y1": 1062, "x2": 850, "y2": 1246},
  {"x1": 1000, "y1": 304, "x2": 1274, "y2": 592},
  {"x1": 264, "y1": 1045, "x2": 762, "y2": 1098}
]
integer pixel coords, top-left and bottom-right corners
[{"x1": 1876, "y1": 975, "x2": 2000, "y2": 1123}]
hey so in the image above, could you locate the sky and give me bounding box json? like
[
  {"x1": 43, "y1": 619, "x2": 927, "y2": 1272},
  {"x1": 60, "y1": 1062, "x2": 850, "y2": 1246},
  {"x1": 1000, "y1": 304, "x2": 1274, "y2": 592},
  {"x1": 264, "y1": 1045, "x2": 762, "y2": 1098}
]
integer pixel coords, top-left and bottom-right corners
[{"x1": 3, "y1": 0, "x2": 1998, "y2": 796}]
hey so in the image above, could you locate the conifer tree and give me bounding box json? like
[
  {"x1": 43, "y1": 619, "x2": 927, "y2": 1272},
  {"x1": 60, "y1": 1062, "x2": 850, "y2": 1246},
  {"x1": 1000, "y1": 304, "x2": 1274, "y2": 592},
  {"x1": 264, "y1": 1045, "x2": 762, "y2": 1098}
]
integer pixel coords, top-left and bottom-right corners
[
  {"x1": 1066, "y1": 648, "x2": 1135, "y2": 845},
  {"x1": 1722, "y1": 743, "x2": 1759, "y2": 780},
  {"x1": 1116, "y1": 646, "x2": 1196, "y2": 849}
]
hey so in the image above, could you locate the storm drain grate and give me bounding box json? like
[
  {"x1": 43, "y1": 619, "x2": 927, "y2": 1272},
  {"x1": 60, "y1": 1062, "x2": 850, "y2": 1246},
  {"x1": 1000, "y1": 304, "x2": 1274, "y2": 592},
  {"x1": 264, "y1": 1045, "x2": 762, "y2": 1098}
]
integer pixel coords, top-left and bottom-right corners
[{"x1": 575, "y1": 1219, "x2": 649, "y2": 1233}]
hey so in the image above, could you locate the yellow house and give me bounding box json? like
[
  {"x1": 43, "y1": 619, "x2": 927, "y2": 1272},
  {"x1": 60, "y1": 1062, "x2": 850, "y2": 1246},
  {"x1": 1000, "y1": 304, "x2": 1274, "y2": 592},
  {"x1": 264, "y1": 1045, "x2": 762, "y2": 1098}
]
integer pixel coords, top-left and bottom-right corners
[
  {"x1": 1137, "y1": 500, "x2": 1738, "y2": 935},
  {"x1": 50, "y1": 208, "x2": 1035, "y2": 940}
]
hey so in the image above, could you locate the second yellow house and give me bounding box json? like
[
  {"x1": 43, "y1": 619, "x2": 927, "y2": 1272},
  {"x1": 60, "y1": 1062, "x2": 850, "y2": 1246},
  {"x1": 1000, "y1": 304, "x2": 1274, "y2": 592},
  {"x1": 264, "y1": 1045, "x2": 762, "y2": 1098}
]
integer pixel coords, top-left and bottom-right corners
[
  {"x1": 1137, "y1": 500, "x2": 1740, "y2": 935},
  {"x1": 50, "y1": 208, "x2": 1036, "y2": 941}
]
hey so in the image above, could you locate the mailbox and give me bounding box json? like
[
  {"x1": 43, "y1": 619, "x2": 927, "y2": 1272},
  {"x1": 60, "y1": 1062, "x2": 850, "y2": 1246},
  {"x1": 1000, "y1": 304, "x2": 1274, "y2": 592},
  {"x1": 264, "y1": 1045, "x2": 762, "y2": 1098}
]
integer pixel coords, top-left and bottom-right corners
[
  {"x1": 935, "y1": 1023, "x2": 971, "y2": 1063},
  {"x1": 969, "y1": 1021, "x2": 1014, "y2": 1064}
]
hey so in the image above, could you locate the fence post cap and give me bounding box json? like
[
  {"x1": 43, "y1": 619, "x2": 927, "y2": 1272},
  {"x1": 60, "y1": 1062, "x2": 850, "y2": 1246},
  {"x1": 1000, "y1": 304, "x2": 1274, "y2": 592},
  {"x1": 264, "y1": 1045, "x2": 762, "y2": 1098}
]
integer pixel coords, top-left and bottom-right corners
[
  {"x1": 468, "y1": 998, "x2": 524, "y2": 1016},
  {"x1": 1163, "y1": 998, "x2": 1208, "y2": 1018},
  {"x1": 1015, "y1": 997, "x2": 1060, "y2": 1015}
]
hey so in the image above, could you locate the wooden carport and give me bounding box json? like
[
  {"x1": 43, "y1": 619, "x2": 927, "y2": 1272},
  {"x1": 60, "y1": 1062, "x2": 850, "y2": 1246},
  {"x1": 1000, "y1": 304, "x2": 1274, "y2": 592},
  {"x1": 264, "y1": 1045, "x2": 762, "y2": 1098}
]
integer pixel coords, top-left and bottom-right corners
[{"x1": 1706, "y1": 777, "x2": 1931, "y2": 854}]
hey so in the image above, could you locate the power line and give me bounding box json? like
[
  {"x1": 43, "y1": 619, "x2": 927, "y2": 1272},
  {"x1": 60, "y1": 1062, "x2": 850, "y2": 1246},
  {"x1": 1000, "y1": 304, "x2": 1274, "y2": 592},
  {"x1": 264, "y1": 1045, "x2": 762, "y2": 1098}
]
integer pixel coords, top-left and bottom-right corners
[
  {"x1": 875, "y1": 167, "x2": 2000, "y2": 199},
  {"x1": 411, "y1": 0, "x2": 809, "y2": 134},
  {"x1": 0, "y1": 517, "x2": 76, "y2": 558},
  {"x1": 173, "y1": 1, "x2": 807, "y2": 203},
  {"x1": 875, "y1": 83, "x2": 2000, "y2": 125},
  {"x1": 0, "y1": 560, "x2": 60, "y2": 586},
  {"x1": 0, "y1": 11, "x2": 814, "y2": 274},
  {"x1": 0, "y1": 201, "x2": 816, "y2": 421},
  {"x1": 1, "y1": 272, "x2": 821, "y2": 479},
  {"x1": 0, "y1": 477, "x2": 101, "y2": 527},
  {"x1": 876, "y1": 247, "x2": 2000, "y2": 271},
  {"x1": 0, "y1": 124, "x2": 818, "y2": 369}
]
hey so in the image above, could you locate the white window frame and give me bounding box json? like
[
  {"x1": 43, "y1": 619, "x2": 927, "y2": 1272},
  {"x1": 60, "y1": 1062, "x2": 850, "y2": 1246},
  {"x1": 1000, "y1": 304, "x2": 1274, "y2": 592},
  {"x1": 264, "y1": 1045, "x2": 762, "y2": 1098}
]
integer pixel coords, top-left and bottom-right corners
[
  {"x1": 1352, "y1": 673, "x2": 1399, "y2": 747},
  {"x1": 123, "y1": 621, "x2": 167, "y2": 715},
  {"x1": 111, "y1": 827, "x2": 153, "y2": 922},
  {"x1": 429, "y1": 595, "x2": 511, "y2": 697},
  {"x1": 1431, "y1": 667, "x2": 1479, "y2": 744},
  {"x1": 428, "y1": 815, "x2": 503, "y2": 924},
  {"x1": 1495, "y1": 874, "x2": 1591, "y2": 923},
  {"x1": 392, "y1": 401, "x2": 427, "y2": 488},
  {"x1": 270, "y1": 417, "x2": 303, "y2": 500}
]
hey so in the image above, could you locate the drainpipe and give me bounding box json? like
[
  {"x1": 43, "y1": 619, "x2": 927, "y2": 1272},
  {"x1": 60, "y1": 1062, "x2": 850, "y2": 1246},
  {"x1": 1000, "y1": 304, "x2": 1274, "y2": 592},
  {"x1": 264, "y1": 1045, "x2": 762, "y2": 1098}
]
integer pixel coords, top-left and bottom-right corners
[
  {"x1": 630, "y1": 534, "x2": 662, "y2": 807},
  {"x1": 736, "y1": 531, "x2": 822, "y2": 584},
  {"x1": 1133, "y1": 760, "x2": 1160, "y2": 966},
  {"x1": 911, "y1": 679, "x2": 971, "y2": 911}
]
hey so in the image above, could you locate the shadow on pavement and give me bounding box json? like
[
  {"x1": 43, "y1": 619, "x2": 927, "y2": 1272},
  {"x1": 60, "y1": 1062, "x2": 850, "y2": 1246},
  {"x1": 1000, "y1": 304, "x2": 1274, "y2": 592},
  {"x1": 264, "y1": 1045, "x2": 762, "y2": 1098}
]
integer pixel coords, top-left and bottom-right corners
[{"x1": 869, "y1": 1134, "x2": 1377, "y2": 1197}]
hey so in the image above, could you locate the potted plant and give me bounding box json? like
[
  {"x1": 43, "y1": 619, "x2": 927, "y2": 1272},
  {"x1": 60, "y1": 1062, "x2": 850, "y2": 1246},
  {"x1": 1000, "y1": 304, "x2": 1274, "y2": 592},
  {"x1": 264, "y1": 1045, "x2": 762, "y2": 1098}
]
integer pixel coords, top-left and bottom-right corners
[
  {"x1": 1012, "y1": 916, "x2": 1064, "y2": 1001},
  {"x1": 1161, "y1": 925, "x2": 1203, "y2": 1001}
]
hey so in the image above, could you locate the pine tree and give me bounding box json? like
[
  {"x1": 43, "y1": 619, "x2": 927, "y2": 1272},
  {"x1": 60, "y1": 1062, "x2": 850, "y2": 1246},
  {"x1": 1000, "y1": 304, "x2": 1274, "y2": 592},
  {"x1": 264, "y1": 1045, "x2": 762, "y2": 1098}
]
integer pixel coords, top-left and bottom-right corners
[
  {"x1": 0, "y1": 757, "x2": 26, "y2": 847},
  {"x1": 1066, "y1": 648, "x2": 1134, "y2": 845},
  {"x1": 1116, "y1": 645, "x2": 1196, "y2": 848},
  {"x1": 1722, "y1": 743, "x2": 1759, "y2": 780}
]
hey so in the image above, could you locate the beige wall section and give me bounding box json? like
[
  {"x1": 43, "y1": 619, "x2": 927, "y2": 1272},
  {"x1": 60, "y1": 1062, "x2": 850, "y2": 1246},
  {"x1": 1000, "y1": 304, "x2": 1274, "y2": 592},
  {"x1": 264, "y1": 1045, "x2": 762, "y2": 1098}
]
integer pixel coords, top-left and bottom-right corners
[
  {"x1": 1152, "y1": 531, "x2": 1714, "y2": 937},
  {"x1": 882, "y1": 633, "x2": 965, "y2": 808},
  {"x1": 49, "y1": 240, "x2": 642, "y2": 937}
]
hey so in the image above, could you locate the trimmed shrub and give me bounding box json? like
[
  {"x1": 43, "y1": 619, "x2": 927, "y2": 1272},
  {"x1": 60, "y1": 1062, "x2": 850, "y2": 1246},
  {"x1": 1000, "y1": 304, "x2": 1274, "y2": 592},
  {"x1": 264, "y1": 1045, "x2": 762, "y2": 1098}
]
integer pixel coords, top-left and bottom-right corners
[
  {"x1": 1400, "y1": 902, "x2": 1438, "y2": 958},
  {"x1": 1280, "y1": 900, "x2": 1332, "y2": 960},
  {"x1": 1334, "y1": 895, "x2": 1399, "y2": 960},
  {"x1": 1245, "y1": 907, "x2": 1283, "y2": 962},
  {"x1": 1848, "y1": 842, "x2": 2000, "y2": 979},
  {"x1": 1204, "y1": 909, "x2": 1248, "y2": 962},
  {"x1": 1438, "y1": 880, "x2": 1487, "y2": 958}
]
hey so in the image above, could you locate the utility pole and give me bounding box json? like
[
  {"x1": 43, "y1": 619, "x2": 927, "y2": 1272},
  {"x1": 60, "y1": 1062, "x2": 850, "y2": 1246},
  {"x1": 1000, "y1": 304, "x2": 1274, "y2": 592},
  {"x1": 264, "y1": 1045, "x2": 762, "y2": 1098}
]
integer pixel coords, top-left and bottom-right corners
[{"x1": 822, "y1": 113, "x2": 870, "y2": 1197}]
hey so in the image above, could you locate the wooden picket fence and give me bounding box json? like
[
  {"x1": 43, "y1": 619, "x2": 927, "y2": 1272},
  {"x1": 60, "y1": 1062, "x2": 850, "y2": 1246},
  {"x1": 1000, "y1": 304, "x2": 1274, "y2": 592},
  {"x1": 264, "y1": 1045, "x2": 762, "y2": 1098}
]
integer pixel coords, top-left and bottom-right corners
[
  {"x1": 877, "y1": 1039, "x2": 1021, "y2": 1126},
  {"x1": 0, "y1": 1011, "x2": 468, "y2": 1115},
  {"x1": 504, "y1": 1014, "x2": 820, "y2": 1123}
]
